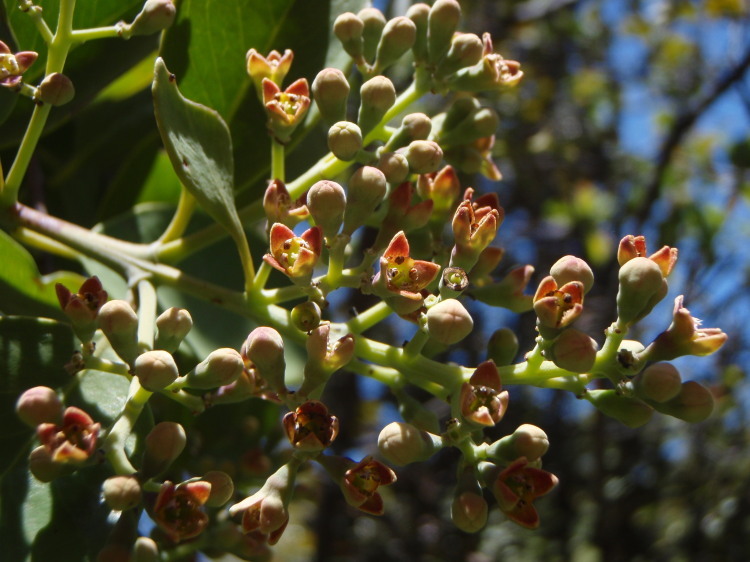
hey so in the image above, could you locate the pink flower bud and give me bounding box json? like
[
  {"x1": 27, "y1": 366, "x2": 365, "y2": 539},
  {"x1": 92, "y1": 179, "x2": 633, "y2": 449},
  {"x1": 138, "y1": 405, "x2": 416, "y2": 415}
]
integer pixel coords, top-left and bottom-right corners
[
  {"x1": 312, "y1": 68, "x2": 350, "y2": 124},
  {"x1": 403, "y1": 139, "x2": 443, "y2": 174},
  {"x1": 102, "y1": 475, "x2": 142, "y2": 510},
  {"x1": 550, "y1": 328, "x2": 598, "y2": 373},
  {"x1": 550, "y1": 255, "x2": 594, "y2": 295},
  {"x1": 16, "y1": 386, "x2": 63, "y2": 427},
  {"x1": 28, "y1": 445, "x2": 67, "y2": 482},
  {"x1": 426, "y1": 298, "x2": 474, "y2": 345},
  {"x1": 135, "y1": 350, "x2": 180, "y2": 391},
  {"x1": 37, "y1": 72, "x2": 75, "y2": 106},
  {"x1": 0, "y1": 40, "x2": 37, "y2": 88},
  {"x1": 634, "y1": 362, "x2": 682, "y2": 403},
  {"x1": 376, "y1": 151, "x2": 410, "y2": 184},
  {"x1": 128, "y1": 0, "x2": 176, "y2": 36},
  {"x1": 486, "y1": 424, "x2": 549, "y2": 463},
  {"x1": 451, "y1": 466, "x2": 487, "y2": 533},
  {"x1": 377, "y1": 421, "x2": 443, "y2": 465}
]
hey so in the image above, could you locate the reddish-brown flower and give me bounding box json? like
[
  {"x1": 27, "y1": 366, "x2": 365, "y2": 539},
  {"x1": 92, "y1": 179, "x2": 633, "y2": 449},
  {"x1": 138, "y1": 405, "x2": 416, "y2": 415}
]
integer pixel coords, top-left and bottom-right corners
[
  {"x1": 264, "y1": 223, "x2": 322, "y2": 283},
  {"x1": 450, "y1": 189, "x2": 504, "y2": 270},
  {"x1": 492, "y1": 457, "x2": 558, "y2": 529},
  {"x1": 372, "y1": 231, "x2": 440, "y2": 300},
  {"x1": 417, "y1": 165, "x2": 461, "y2": 216},
  {"x1": 262, "y1": 179, "x2": 309, "y2": 227},
  {"x1": 533, "y1": 275, "x2": 584, "y2": 335},
  {"x1": 55, "y1": 276, "x2": 108, "y2": 341},
  {"x1": 232, "y1": 489, "x2": 289, "y2": 545},
  {"x1": 262, "y1": 77, "x2": 311, "y2": 143},
  {"x1": 373, "y1": 182, "x2": 434, "y2": 250},
  {"x1": 0, "y1": 41, "x2": 37, "y2": 88},
  {"x1": 459, "y1": 360, "x2": 509, "y2": 427},
  {"x1": 152, "y1": 480, "x2": 212, "y2": 543},
  {"x1": 36, "y1": 406, "x2": 100, "y2": 464},
  {"x1": 617, "y1": 235, "x2": 678, "y2": 277},
  {"x1": 341, "y1": 456, "x2": 397, "y2": 515},
  {"x1": 282, "y1": 400, "x2": 339, "y2": 452}
]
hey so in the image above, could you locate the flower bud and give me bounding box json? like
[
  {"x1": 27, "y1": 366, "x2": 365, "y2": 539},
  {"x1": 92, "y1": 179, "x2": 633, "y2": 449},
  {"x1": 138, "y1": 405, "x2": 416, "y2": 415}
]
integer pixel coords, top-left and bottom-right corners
[
  {"x1": 343, "y1": 165, "x2": 387, "y2": 234},
  {"x1": 142, "y1": 421, "x2": 186, "y2": 478},
  {"x1": 373, "y1": 16, "x2": 417, "y2": 73},
  {"x1": 328, "y1": 121, "x2": 362, "y2": 161},
  {"x1": 486, "y1": 424, "x2": 550, "y2": 463},
  {"x1": 651, "y1": 381, "x2": 714, "y2": 423},
  {"x1": 312, "y1": 68, "x2": 350, "y2": 125},
  {"x1": 37, "y1": 72, "x2": 74, "y2": 106},
  {"x1": 291, "y1": 301, "x2": 322, "y2": 332},
  {"x1": 404, "y1": 140, "x2": 443, "y2": 174},
  {"x1": 451, "y1": 466, "x2": 487, "y2": 533},
  {"x1": 427, "y1": 0, "x2": 461, "y2": 65},
  {"x1": 616, "y1": 257, "x2": 667, "y2": 326},
  {"x1": 487, "y1": 328, "x2": 519, "y2": 367},
  {"x1": 358, "y1": 75, "x2": 396, "y2": 134},
  {"x1": 128, "y1": 0, "x2": 176, "y2": 36},
  {"x1": 134, "y1": 350, "x2": 179, "y2": 391},
  {"x1": 378, "y1": 421, "x2": 443, "y2": 465},
  {"x1": 16, "y1": 386, "x2": 63, "y2": 427},
  {"x1": 376, "y1": 151, "x2": 410, "y2": 184},
  {"x1": 426, "y1": 298, "x2": 473, "y2": 345},
  {"x1": 438, "y1": 106, "x2": 499, "y2": 147},
  {"x1": 98, "y1": 299, "x2": 140, "y2": 365},
  {"x1": 436, "y1": 33, "x2": 484, "y2": 78},
  {"x1": 154, "y1": 307, "x2": 193, "y2": 353},
  {"x1": 131, "y1": 538, "x2": 159, "y2": 562},
  {"x1": 549, "y1": 328, "x2": 598, "y2": 373},
  {"x1": 586, "y1": 389, "x2": 654, "y2": 428},
  {"x1": 634, "y1": 362, "x2": 682, "y2": 403},
  {"x1": 283, "y1": 400, "x2": 339, "y2": 451},
  {"x1": 384, "y1": 112, "x2": 432, "y2": 152},
  {"x1": 550, "y1": 255, "x2": 594, "y2": 294},
  {"x1": 307, "y1": 180, "x2": 346, "y2": 239},
  {"x1": 471, "y1": 264, "x2": 534, "y2": 313},
  {"x1": 333, "y1": 12, "x2": 365, "y2": 63},
  {"x1": 55, "y1": 276, "x2": 107, "y2": 343},
  {"x1": 241, "y1": 327, "x2": 286, "y2": 393},
  {"x1": 358, "y1": 7, "x2": 387, "y2": 63},
  {"x1": 185, "y1": 348, "x2": 244, "y2": 390},
  {"x1": 202, "y1": 470, "x2": 235, "y2": 507},
  {"x1": 406, "y1": 3, "x2": 430, "y2": 62},
  {"x1": 102, "y1": 475, "x2": 142, "y2": 511},
  {"x1": 28, "y1": 445, "x2": 67, "y2": 482}
]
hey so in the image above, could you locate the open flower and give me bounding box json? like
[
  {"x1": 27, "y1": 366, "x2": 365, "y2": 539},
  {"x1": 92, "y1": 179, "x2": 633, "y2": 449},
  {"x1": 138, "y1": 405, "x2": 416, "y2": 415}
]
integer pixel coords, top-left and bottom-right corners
[
  {"x1": 341, "y1": 456, "x2": 397, "y2": 515},
  {"x1": 151, "y1": 480, "x2": 212, "y2": 543},
  {"x1": 533, "y1": 275, "x2": 584, "y2": 337},
  {"x1": 247, "y1": 49, "x2": 293, "y2": 92},
  {"x1": 36, "y1": 406, "x2": 100, "y2": 464},
  {"x1": 372, "y1": 231, "x2": 440, "y2": 300},
  {"x1": 459, "y1": 360, "x2": 509, "y2": 427},
  {"x1": 447, "y1": 33, "x2": 522, "y2": 93},
  {"x1": 0, "y1": 41, "x2": 37, "y2": 88},
  {"x1": 264, "y1": 223, "x2": 322, "y2": 284},
  {"x1": 450, "y1": 189, "x2": 504, "y2": 270},
  {"x1": 373, "y1": 182, "x2": 434, "y2": 250},
  {"x1": 230, "y1": 485, "x2": 289, "y2": 545},
  {"x1": 282, "y1": 400, "x2": 339, "y2": 452},
  {"x1": 417, "y1": 165, "x2": 461, "y2": 218},
  {"x1": 641, "y1": 295, "x2": 728, "y2": 362},
  {"x1": 617, "y1": 234, "x2": 678, "y2": 277},
  {"x1": 492, "y1": 457, "x2": 558, "y2": 529},
  {"x1": 262, "y1": 77, "x2": 310, "y2": 143},
  {"x1": 55, "y1": 276, "x2": 108, "y2": 342}
]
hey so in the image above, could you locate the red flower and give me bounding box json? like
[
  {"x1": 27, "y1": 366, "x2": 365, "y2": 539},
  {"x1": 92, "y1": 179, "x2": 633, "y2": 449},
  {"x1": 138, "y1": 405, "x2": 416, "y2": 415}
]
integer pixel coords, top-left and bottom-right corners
[
  {"x1": 492, "y1": 457, "x2": 558, "y2": 529},
  {"x1": 372, "y1": 231, "x2": 440, "y2": 300},
  {"x1": 152, "y1": 480, "x2": 212, "y2": 542},
  {"x1": 459, "y1": 360, "x2": 509, "y2": 427},
  {"x1": 37, "y1": 406, "x2": 100, "y2": 464},
  {"x1": 533, "y1": 275, "x2": 584, "y2": 334},
  {"x1": 341, "y1": 456, "x2": 397, "y2": 515}
]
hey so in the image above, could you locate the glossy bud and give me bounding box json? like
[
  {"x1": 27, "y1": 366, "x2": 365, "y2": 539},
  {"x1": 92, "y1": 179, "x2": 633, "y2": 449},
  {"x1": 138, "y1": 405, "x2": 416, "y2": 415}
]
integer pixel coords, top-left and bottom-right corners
[
  {"x1": 142, "y1": 421, "x2": 186, "y2": 478},
  {"x1": 37, "y1": 73, "x2": 74, "y2": 106},
  {"x1": 312, "y1": 68, "x2": 350, "y2": 124},
  {"x1": 328, "y1": 121, "x2": 362, "y2": 161},
  {"x1": 16, "y1": 386, "x2": 63, "y2": 427},
  {"x1": 291, "y1": 301, "x2": 322, "y2": 332},
  {"x1": 376, "y1": 151, "x2": 410, "y2": 184},
  {"x1": 135, "y1": 350, "x2": 180, "y2": 391},
  {"x1": 102, "y1": 475, "x2": 142, "y2": 510},
  {"x1": 373, "y1": 16, "x2": 417, "y2": 73},
  {"x1": 427, "y1": 0, "x2": 462, "y2": 65},
  {"x1": 307, "y1": 180, "x2": 346, "y2": 239},
  {"x1": 358, "y1": 8, "x2": 387, "y2": 63},
  {"x1": 241, "y1": 327, "x2": 286, "y2": 393},
  {"x1": 98, "y1": 300, "x2": 140, "y2": 365},
  {"x1": 487, "y1": 328, "x2": 519, "y2": 367},
  {"x1": 185, "y1": 348, "x2": 244, "y2": 390},
  {"x1": 550, "y1": 255, "x2": 595, "y2": 295},
  {"x1": 550, "y1": 328, "x2": 598, "y2": 373},
  {"x1": 616, "y1": 257, "x2": 667, "y2": 326},
  {"x1": 343, "y1": 165, "x2": 387, "y2": 234},
  {"x1": 651, "y1": 381, "x2": 714, "y2": 423},
  {"x1": 378, "y1": 421, "x2": 443, "y2": 465},
  {"x1": 404, "y1": 140, "x2": 443, "y2": 174},
  {"x1": 486, "y1": 424, "x2": 549, "y2": 463},
  {"x1": 203, "y1": 470, "x2": 235, "y2": 507},
  {"x1": 586, "y1": 389, "x2": 654, "y2": 428},
  {"x1": 154, "y1": 307, "x2": 193, "y2": 353},
  {"x1": 128, "y1": 0, "x2": 176, "y2": 36},
  {"x1": 358, "y1": 76, "x2": 396, "y2": 134},
  {"x1": 333, "y1": 12, "x2": 365, "y2": 63},
  {"x1": 634, "y1": 362, "x2": 682, "y2": 403},
  {"x1": 426, "y1": 298, "x2": 473, "y2": 345},
  {"x1": 384, "y1": 112, "x2": 432, "y2": 152}
]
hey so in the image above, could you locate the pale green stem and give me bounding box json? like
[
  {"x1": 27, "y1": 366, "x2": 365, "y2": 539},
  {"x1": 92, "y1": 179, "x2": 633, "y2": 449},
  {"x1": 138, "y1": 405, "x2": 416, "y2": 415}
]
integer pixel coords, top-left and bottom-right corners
[
  {"x1": 321, "y1": 234, "x2": 349, "y2": 292},
  {"x1": 347, "y1": 358, "x2": 403, "y2": 388},
  {"x1": 260, "y1": 283, "x2": 308, "y2": 305},
  {"x1": 103, "y1": 378, "x2": 152, "y2": 475},
  {"x1": 70, "y1": 24, "x2": 125, "y2": 43},
  {"x1": 20, "y1": 1, "x2": 54, "y2": 43},
  {"x1": 231, "y1": 228, "x2": 256, "y2": 293},
  {"x1": 159, "y1": 388, "x2": 205, "y2": 413},
  {"x1": 136, "y1": 278, "x2": 158, "y2": 350},
  {"x1": 84, "y1": 355, "x2": 131, "y2": 378},
  {"x1": 251, "y1": 259, "x2": 273, "y2": 292},
  {"x1": 156, "y1": 189, "x2": 196, "y2": 245},
  {"x1": 12, "y1": 227, "x2": 81, "y2": 260},
  {"x1": 402, "y1": 325, "x2": 429, "y2": 358},
  {"x1": 346, "y1": 300, "x2": 392, "y2": 334},
  {"x1": 271, "y1": 139, "x2": 285, "y2": 182}
]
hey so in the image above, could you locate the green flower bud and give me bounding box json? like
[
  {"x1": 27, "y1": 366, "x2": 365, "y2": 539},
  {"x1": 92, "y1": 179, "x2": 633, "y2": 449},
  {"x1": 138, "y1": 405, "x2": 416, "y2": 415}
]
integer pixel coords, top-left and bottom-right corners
[
  {"x1": 128, "y1": 0, "x2": 176, "y2": 36},
  {"x1": 376, "y1": 151, "x2": 410, "y2": 184},
  {"x1": 438, "y1": 106, "x2": 499, "y2": 147},
  {"x1": 37, "y1": 72, "x2": 74, "y2": 106},
  {"x1": 135, "y1": 350, "x2": 180, "y2": 391},
  {"x1": 373, "y1": 16, "x2": 417, "y2": 73},
  {"x1": 383, "y1": 112, "x2": 432, "y2": 152},
  {"x1": 358, "y1": 75, "x2": 396, "y2": 135},
  {"x1": 550, "y1": 328, "x2": 598, "y2": 373},
  {"x1": 291, "y1": 301, "x2": 322, "y2": 332},
  {"x1": 154, "y1": 307, "x2": 193, "y2": 353},
  {"x1": 98, "y1": 300, "x2": 140, "y2": 365},
  {"x1": 142, "y1": 421, "x2": 186, "y2": 478},
  {"x1": 426, "y1": 298, "x2": 473, "y2": 345},
  {"x1": 333, "y1": 12, "x2": 365, "y2": 63},
  {"x1": 427, "y1": 0, "x2": 462, "y2": 65},
  {"x1": 435, "y1": 33, "x2": 484, "y2": 78},
  {"x1": 343, "y1": 165, "x2": 387, "y2": 235},
  {"x1": 486, "y1": 424, "x2": 550, "y2": 463},
  {"x1": 634, "y1": 362, "x2": 682, "y2": 403},
  {"x1": 203, "y1": 470, "x2": 234, "y2": 507},
  {"x1": 404, "y1": 140, "x2": 443, "y2": 174},
  {"x1": 442, "y1": 96, "x2": 481, "y2": 132},
  {"x1": 550, "y1": 255, "x2": 595, "y2": 295},
  {"x1": 651, "y1": 381, "x2": 714, "y2": 423},
  {"x1": 241, "y1": 327, "x2": 286, "y2": 393},
  {"x1": 586, "y1": 389, "x2": 654, "y2": 428},
  {"x1": 616, "y1": 257, "x2": 667, "y2": 326},
  {"x1": 358, "y1": 7, "x2": 387, "y2": 63},
  {"x1": 131, "y1": 538, "x2": 160, "y2": 562},
  {"x1": 328, "y1": 121, "x2": 362, "y2": 161},
  {"x1": 312, "y1": 68, "x2": 350, "y2": 125},
  {"x1": 185, "y1": 348, "x2": 244, "y2": 390},
  {"x1": 102, "y1": 475, "x2": 142, "y2": 510},
  {"x1": 487, "y1": 328, "x2": 519, "y2": 366},
  {"x1": 16, "y1": 386, "x2": 63, "y2": 427},
  {"x1": 377, "y1": 421, "x2": 443, "y2": 465},
  {"x1": 406, "y1": 3, "x2": 430, "y2": 63},
  {"x1": 307, "y1": 180, "x2": 346, "y2": 239},
  {"x1": 28, "y1": 445, "x2": 67, "y2": 482}
]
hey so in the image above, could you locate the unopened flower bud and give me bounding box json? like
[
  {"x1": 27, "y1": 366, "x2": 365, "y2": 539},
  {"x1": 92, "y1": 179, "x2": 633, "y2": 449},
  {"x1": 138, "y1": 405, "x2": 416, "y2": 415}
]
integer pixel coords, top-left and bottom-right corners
[
  {"x1": 406, "y1": 3, "x2": 430, "y2": 62},
  {"x1": 550, "y1": 329, "x2": 598, "y2": 373},
  {"x1": 328, "y1": 121, "x2": 362, "y2": 161},
  {"x1": 427, "y1": 0, "x2": 462, "y2": 65},
  {"x1": 203, "y1": 470, "x2": 235, "y2": 507},
  {"x1": 16, "y1": 386, "x2": 63, "y2": 427},
  {"x1": 37, "y1": 72, "x2": 74, "y2": 106},
  {"x1": 241, "y1": 327, "x2": 286, "y2": 393},
  {"x1": 451, "y1": 466, "x2": 487, "y2": 533},
  {"x1": 131, "y1": 538, "x2": 160, "y2": 562},
  {"x1": 586, "y1": 389, "x2": 654, "y2": 428},
  {"x1": 438, "y1": 106, "x2": 499, "y2": 147},
  {"x1": 343, "y1": 165, "x2": 387, "y2": 234},
  {"x1": 487, "y1": 328, "x2": 519, "y2": 367},
  {"x1": 373, "y1": 16, "x2": 417, "y2": 73},
  {"x1": 28, "y1": 445, "x2": 67, "y2": 482},
  {"x1": 376, "y1": 151, "x2": 410, "y2": 184},
  {"x1": 634, "y1": 362, "x2": 682, "y2": 403},
  {"x1": 307, "y1": 180, "x2": 346, "y2": 239},
  {"x1": 102, "y1": 475, "x2": 142, "y2": 511},
  {"x1": 486, "y1": 424, "x2": 549, "y2": 463},
  {"x1": 550, "y1": 255, "x2": 595, "y2": 294},
  {"x1": 333, "y1": 12, "x2": 365, "y2": 63},
  {"x1": 358, "y1": 75, "x2": 396, "y2": 134},
  {"x1": 404, "y1": 140, "x2": 443, "y2": 174},
  {"x1": 128, "y1": 0, "x2": 176, "y2": 36},
  {"x1": 616, "y1": 257, "x2": 667, "y2": 326},
  {"x1": 98, "y1": 300, "x2": 139, "y2": 365},
  {"x1": 358, "y1": 7, "x2": 387, "y2": 63},
  {"x1": 291, "y1": 301, "x2": 322, "y2": 332},
  {"x1": 442, "y1": 97, "x2": 481, "y2": 133},
  {"x1": 384, "y1": 113, "x2": 432, "y2": 152},
  {"x1": 378, "y1": 421, "x2": 443, "y2": 465},
  {"x1": 142, "y1": 421, "x2": 186, "y2": 478},
  {"x1": 134, "y1": 350, "x2": 179, "y2": 391},
  {"x1": 651, "y1": 381, "x2": 714, "y2": 423},
  {"x1": 426, "y1": 298, "x2": 473, "y2": 345},
  {"x1": 185, "y1": 348, "x2": 244, "y2": 390},
  {"x1": 154, "y1": 307, "x2": 192, "y2": 353},
  {"x1": 436, "y1": 33, "x2": 484, "y2": 78},
  {"x1": 312, "y1": 68, "x2": 350, "y2": 124}
]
